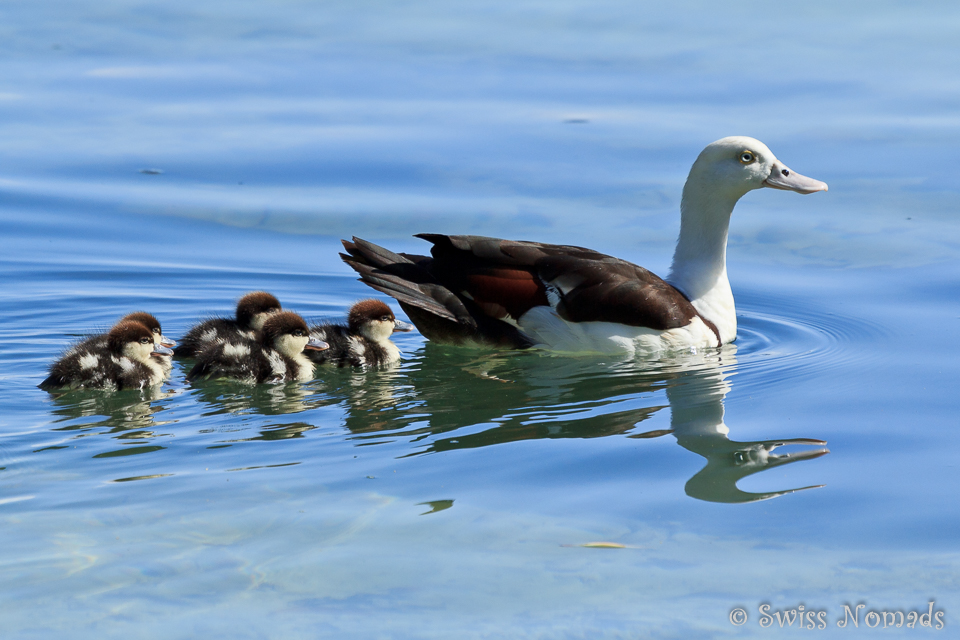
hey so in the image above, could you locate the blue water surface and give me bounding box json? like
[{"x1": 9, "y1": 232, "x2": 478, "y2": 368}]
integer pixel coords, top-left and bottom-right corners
[{"x1": 1, "y1": 2, "x2": 959, "y2": 638}]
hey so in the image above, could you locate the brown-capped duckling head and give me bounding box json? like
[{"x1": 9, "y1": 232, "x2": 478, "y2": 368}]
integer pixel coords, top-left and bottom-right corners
[
  {"x1": 348, "y1": 299, "x2": 413, "y2": 343},
  {"x1": 260, "y1": 311, "x2": 328, "y2": 357},
  {"x1": 120, "y1": 311, "x2": 176, "y2": 348},
  {"x1": 236, "y1": 291, "x2": 282, "y2": 331},
  {"x1": 107, "y1": 321, "x2": 174, "y2": 362}
]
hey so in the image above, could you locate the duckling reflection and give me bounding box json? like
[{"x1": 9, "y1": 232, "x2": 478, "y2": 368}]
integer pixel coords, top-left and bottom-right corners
[
  {"x1": 323, "y1": 367, "x2": 407, "y2": 434},
  {"x1": 339, "y1": 344, "x2": 828, "y2": 504},
  {"x1": 45, "y1": 386, "x2": 174, "y2": 444},
  {"x1": 186, "y1": 375, "x2": 328, "y2": 416}
]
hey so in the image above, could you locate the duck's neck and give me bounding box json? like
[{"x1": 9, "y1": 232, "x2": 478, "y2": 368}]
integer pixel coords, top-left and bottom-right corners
[{"x1": 666, "y1": 181, "x2": 741, "y2": 343}]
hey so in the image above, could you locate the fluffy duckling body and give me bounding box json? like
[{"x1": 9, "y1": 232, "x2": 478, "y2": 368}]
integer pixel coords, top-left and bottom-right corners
[
  {"x1": 308, "y1": 300, "x2": 413, "y2": 367},
  {"x1": 187, "y1": 311, "x2": 328, "y2": 383},
  {"x1": 40, "y1": 320, "x2": 175, "y2": 391},
  {"x1": 68, "y1": 312, "x2": 177, "y2": 376},
  {"x1": 174, "y1": 291, "x2": 281, "y2": 357}
]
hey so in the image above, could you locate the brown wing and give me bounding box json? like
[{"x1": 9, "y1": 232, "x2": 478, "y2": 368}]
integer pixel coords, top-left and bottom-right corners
[
  {"x1": 537, "y1": 257, "x2": 699, "y2": 330},
  {"x1": 419, "y1": 234, "x2": 707, "y2": 334}
]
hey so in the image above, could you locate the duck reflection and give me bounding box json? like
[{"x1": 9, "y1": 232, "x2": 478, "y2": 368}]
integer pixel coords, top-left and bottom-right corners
[
  {"x1": 658, "y1": 358, "x2": 828, "y2": 503},
  {"x1": 340, "y1": 343, "x2": 828, "y2": 504}
]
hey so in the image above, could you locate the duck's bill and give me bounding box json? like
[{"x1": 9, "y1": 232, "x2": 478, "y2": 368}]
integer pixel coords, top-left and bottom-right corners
[
  {"x1": 393, "y1": 320, "x2": 414, "y2": 332},
  {"x1": 151, "y1": 345, "x2": 174, "y2": 357},
  {"x1": 305, "y1": 338, "x2": 329, "y2": 351},
  {"x1": 763, "y1": 162, "x2": 828, "y2": 194},
  {"x1": 160, "y1": 336, "x2": 177, "y2": 348}
]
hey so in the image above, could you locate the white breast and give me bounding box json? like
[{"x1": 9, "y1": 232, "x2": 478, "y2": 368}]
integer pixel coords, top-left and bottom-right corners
[{"x1": 379, "y1": 340, "x2": 402, "y2": 364}]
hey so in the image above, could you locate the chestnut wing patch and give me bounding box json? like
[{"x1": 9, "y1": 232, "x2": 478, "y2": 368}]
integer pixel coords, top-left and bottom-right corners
[{"x1": 464, "y1": 268, "x2": 549, "y2": 319}]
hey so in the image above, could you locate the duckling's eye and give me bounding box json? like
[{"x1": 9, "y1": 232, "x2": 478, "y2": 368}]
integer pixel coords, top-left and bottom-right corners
[
  {"x1": 739, "y1": 151, "x2": 756, "y2": 164},
  {"x1": 292, "y1": 330, "x2": 305, "y2": 337},
  {"x1": 140, "y1": 338, "x2": 151, "y2": 345},
  {"x1": 381, "y1": 316, "x2": 392, "y2": 322}
]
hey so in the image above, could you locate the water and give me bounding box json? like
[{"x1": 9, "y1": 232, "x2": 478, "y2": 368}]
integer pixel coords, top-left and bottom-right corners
[{"x1": 2, "y1": 1, "x2": 959, "y2": 638}]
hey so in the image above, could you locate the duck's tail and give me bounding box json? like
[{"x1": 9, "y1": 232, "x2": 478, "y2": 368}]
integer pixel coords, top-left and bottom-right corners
[{"x1": 340, "y1": 237, "x2": 534, "y2": 348}]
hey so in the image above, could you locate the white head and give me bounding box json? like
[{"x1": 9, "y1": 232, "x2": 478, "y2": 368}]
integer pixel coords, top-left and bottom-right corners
[
  {"x1": 670, "y1": 137, "x2": 828, "y2": 334},
  {"x1": 684, "y1": 136, "x2": 828, "y2": 204}
]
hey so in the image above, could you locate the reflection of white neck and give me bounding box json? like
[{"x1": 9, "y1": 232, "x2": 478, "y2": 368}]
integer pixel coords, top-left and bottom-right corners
[
  {"x1": 667, "y1": 172, "x2": 744, "y2": 344},
  {"x1": 665, "y1": 354, "x2": 732, "y2": 437}
]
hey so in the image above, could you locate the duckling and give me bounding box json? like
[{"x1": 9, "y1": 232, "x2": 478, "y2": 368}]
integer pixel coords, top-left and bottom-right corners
[
  {"x1": 67, "y1": 312, "x2": 177, "y2": 376},
  {"x1": 174, "y1": 291, "x2": 282, "y2": 357},
  {"x1": 40, "y1": 320, "x2": 175, "y2": 391},
  {"x1": 187, "y1": 311, "x2": 329, "y2": 383},
  {"x1": 308, "y1": 299, "x2": 413, "y2": 368},
  {"x1": 122, "y1": 311, "x2": 176, "y2": 376}
]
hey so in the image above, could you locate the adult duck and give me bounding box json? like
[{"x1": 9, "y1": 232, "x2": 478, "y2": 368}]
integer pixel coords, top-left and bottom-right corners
[{"x1": 341, "y1": 136, "x2": 827, "y2": 355}]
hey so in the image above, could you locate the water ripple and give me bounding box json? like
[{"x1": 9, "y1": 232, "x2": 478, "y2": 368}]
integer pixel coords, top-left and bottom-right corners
[{"x1": 734, "y1": 295, "x2": 892, "y2": 390}]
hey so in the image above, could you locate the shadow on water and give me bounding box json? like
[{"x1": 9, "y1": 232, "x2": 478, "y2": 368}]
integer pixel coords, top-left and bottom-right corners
[{"x1": 336, "y1": 343, "x2": 829, "y2": 504}]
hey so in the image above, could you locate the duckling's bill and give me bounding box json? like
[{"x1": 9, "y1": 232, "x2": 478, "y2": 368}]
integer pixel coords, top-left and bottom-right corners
[{"x1": 304, "y1": 338, "x2": 329, "y2": 351}]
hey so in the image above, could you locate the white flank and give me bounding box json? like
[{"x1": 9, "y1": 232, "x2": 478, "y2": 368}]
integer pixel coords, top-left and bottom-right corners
[
  {"x1": 349, "y1": 339, "x2": 366, "y2": 359},
  {"x1": 266, "y1": 350, "x2": 287, "y2": 378},
  {"x1": 518, "y1": 307, "x2": 719, "y2": 356},
  {"x1": 222, "y1": 342, "x2": 251, "y2": 358}
]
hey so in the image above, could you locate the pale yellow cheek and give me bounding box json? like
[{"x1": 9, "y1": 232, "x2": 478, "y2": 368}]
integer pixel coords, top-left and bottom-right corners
[
  {"x1": 362, "y1": 321, "x2": 395, "y2": 343},
  {"x1": 123, "y1": 342, "x2": 155, "y2": 362},
  {"x1": 276, "y1": 334, "x2": 309, "y2": 357}
]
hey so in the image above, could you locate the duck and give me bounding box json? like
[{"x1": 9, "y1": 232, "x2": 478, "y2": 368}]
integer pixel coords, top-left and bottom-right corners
[
  {"x1": 307, "y1": 299, "x2": 413, "y2": 367},
  {"x1": 70, "y1": 311, "x2": 177, "y2": 376},
  {"x1": 340, "y1": 136, "x2": 827, "y2": 355},
  {"x1": 174, "y1": 291, "x2": 282, "y2": 357},
  {"x1": 40, "y1": 320, "x2": 175, "y2": 390},
  {"x1": 186, "y1": 311, "x2": 329, "y2": 383}
]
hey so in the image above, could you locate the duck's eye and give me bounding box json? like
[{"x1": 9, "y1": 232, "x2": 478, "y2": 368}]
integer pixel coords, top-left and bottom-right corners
[
  {"x1": 739, "y1": 151, "x2": 756, "y2": 164},
  {"x1": 292, "y1": 330, "x2": 305, "y2": 337},
  {"x1": 140, "y1": 338, "x2": 151, "y2": 345},
  {"x1": 381, "y1": 316, "x2": 392, "y2": 322}
]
